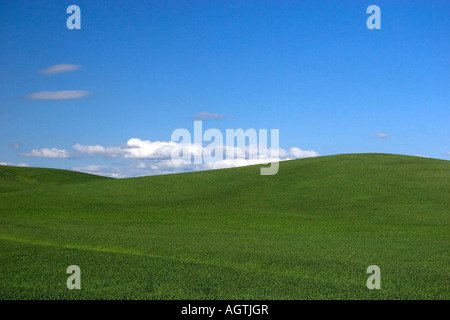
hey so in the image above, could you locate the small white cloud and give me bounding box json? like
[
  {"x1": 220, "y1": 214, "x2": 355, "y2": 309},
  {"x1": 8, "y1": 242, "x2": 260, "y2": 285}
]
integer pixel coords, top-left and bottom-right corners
[
  {"x1": 287, "y1": 147, "x2": 320, "y2": 158},
  {"x1": 39, "y1": 64, "x2": 81, "y2": 75},
  {"x1": 0, "y1": 161, "x2": 29, "y2": 167},
  {"x1": 193, "y1": 112, "x2": 230, "y2": 120},
  {"x1": 71, "y1": 165, "x2": 126, "y2": 178},
  {"x1": 72, "y1": 165, "x2": 106, "y2": 172},
  {"x1": 73, "y1": 144, "x2": 108, "y2": 156},
  {"x1": 8, "y1": 142, "x2": 20, "y2": 149},
  {"x1": 28, "y1": 90, "x2": 90, "y2": 100},
  {"x1": 375, "y1": 132, "x2": 390, "y2": 139},
  {"x1": 446, "y1": 152, "x2": 450, "y2": 156},
  {"x1": 23, "y1": 148, "x2": 71, "y2": 159}
]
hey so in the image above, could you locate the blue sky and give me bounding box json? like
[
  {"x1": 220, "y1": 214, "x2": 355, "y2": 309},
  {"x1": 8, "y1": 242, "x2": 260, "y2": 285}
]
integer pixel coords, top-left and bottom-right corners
[{"x1": 0, "y1": 0, "x2": 449, "y2": 177}]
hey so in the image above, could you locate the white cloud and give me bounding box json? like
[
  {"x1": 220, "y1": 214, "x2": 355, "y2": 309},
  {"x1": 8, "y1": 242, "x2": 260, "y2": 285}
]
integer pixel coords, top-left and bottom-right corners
[
  {"x1": 23, "y1": 148, "x2": 71, "y2": 159},
  {"x1": 0, "y1": 161, "x2": 29, "y2": 167},
  {"x1": 28, "y1": 90, "x2": 90, "y2": 100},
  {"x1": 193, "y1": 112, "x2": 230, "y2": 120},
  {"x1": 72, "y1": 165, "x2": 106, "y2": 171},
  {"x1": 375, "y1": 132, "x2": 390, "y2": 139},
  {"x1": 73, "y1": 144, "x2": 109, "y2": 156},
  {"x1": 39, "y1": 64, "x2": 81, "y2": 75},
  {"x1": 286, "y1": 147, "x2": 320, "y2": 158},
  {"x1": 73, "y1": 139, "x2": 203, "y2": 159},
  {"x1": 8, "y1": 143, "x2": 20, "y2": 149},
  {"x1": 71, "y1": 165, "x2": 125, "y2": 178}
]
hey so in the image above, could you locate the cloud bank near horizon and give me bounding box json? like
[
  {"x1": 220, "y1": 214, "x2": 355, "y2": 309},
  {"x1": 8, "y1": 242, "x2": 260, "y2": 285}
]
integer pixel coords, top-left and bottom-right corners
[
  {"x1": 21, "y1": 138, "x2": 319, "y2": 177},
  {"x1": 0, "y1": 161, "x2": 29, "y2": 167}
]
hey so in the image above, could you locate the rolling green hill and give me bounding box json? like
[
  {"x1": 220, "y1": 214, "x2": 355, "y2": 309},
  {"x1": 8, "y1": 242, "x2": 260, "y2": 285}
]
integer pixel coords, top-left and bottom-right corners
[
  {"x1": 0, "y1": 165, "x2": 110, "y2": 193},
  {"x1": 0, "y1": 153, "x2": 448, "y2": 299}
]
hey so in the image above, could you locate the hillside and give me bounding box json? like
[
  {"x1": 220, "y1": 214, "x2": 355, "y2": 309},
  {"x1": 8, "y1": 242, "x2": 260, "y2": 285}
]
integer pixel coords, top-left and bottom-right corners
[
  {"x1": 0, "y1": 153, "x2": 448, "y2": 299},
  {"x1": 0, "y1": 165, "x2": 109, "y2": 193}
]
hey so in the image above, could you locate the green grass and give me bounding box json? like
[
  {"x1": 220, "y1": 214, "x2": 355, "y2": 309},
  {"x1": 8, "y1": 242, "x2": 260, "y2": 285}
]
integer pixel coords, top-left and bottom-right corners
[{"x1": 0, "y1": 153, "x2": 448, "y2": 299}]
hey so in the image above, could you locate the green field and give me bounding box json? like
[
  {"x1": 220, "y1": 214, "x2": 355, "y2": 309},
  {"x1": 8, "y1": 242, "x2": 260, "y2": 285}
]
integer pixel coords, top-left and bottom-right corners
[{"x1": 0, "y1": 153, "x2": 448, "y2": 299}]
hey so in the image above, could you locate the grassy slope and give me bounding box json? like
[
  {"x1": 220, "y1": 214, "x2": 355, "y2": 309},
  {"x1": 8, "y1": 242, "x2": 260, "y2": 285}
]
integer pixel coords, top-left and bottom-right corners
[
  {"x1": 0, "y1": 153, "x2": 448, "y2": 299},
  {"x1": 0, "y1": 165, "x2": 110, "y2": 193}
]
